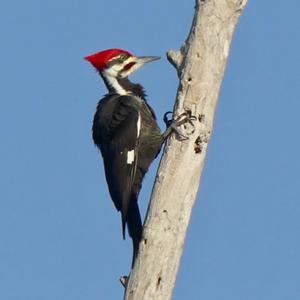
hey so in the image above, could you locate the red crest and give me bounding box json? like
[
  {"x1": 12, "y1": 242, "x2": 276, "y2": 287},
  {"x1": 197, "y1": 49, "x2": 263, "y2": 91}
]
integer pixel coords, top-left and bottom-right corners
[{"x1": 84, "y1": 48, "x2": 132, "y2": 71}]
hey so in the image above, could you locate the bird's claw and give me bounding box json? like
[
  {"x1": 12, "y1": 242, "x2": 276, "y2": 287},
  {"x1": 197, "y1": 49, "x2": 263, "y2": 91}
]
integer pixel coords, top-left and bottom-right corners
[
  {"x1": 174, "y1": 110, "x2": 197, "y2": 130},
  {"x1": 169, "y1": 123, "x2": 189, "y2": 140},
  {"x1": 162, "y1": 110, "x2": 196, "y2": 140}
]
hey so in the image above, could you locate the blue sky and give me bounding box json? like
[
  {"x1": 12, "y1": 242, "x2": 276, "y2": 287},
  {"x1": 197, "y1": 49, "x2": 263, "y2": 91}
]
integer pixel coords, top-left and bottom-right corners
[{"x1": 1, "y1": 1, "x2": 300, "y2": 299}]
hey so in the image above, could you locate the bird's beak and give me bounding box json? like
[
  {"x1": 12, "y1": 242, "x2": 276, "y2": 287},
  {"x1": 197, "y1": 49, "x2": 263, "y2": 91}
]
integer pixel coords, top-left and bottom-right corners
[
  {"x1": 136, "y1": 56, "x2": 161, "y2": 65},
  {"x1": 120, "y1": 55, "x2": 160, "y2": 77}
]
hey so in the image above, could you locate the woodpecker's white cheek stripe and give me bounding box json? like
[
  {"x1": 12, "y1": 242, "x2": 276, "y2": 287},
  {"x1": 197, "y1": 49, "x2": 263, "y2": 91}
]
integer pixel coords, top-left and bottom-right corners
[
  {"x1": 102, "y1": 70, "x2": 128, "y2": 95},
  {"x1": 127, "y1": 150, "x2": 135, "y2": 164},
  {"x1": 108, "y1": 75, "x2": 128, "y2": 95}
]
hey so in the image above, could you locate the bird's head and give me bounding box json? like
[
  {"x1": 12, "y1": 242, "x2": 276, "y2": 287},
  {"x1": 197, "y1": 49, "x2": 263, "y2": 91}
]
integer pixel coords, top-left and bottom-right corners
[{"x1": 84, "y1": 48, "x2": 160, "y2": 79}]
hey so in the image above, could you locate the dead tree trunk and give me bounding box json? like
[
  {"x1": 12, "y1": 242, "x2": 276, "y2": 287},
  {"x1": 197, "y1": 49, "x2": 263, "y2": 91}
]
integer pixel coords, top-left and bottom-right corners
[{"x1": 124, "y1": 0, "x2": 248, "y2": 299}]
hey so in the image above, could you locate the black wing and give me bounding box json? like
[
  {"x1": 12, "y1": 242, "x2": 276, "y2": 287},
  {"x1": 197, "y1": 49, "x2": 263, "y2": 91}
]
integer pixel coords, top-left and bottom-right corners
[{"x1": 93, "y1": 95, "x2": 140, "y2": 237}]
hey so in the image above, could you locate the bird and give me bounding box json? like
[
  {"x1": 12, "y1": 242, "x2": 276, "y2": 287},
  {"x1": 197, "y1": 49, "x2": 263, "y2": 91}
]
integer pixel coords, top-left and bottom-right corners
[{"x1": 85, "y1": 48, "x2": 163, "y2": 266}]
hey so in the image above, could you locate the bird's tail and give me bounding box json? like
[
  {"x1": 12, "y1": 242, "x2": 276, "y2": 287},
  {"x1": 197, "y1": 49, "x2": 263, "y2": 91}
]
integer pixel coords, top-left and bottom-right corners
[{"x1": 126, "y1": 199, "x2": 142, "y2": 268}]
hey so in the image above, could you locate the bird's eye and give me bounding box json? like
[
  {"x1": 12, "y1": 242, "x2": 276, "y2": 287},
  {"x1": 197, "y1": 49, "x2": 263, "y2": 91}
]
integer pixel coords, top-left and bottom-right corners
[{"x1": 119, "y1": 53, "x2": 129, "y2": 61}]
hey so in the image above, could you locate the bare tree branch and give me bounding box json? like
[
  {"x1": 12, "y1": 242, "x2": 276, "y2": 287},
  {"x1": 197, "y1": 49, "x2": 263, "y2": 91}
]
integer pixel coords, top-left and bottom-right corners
[{"x1": 124, "y1": 0, "x2": 248, "y2": 299}]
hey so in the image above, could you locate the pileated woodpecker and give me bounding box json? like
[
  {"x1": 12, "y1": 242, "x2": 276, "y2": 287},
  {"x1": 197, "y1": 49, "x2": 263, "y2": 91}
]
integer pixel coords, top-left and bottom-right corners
[{"x1": 85, "y1": 48, "x2": 163, "y2": 266}]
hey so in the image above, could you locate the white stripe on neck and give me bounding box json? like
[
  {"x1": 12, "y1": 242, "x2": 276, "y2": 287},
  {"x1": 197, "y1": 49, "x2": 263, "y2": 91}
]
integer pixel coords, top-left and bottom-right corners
[
  {"x1": 105, "y1": 74, "x2": 128, "y2": 95},
  {"x1": 137, "y1": 113, "x2": 141, "y2": 139}
]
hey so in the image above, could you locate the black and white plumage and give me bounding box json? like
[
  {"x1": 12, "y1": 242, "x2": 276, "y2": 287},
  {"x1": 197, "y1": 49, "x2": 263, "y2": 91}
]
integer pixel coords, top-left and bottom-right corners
[{"x1": 85, "y1": 49, "x2": 162, "y2": 265}]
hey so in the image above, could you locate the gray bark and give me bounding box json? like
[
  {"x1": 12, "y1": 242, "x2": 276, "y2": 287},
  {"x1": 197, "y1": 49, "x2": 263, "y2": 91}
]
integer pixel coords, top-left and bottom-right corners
[{"x1": 124, "y1": 0, "x2": 248, "y2": 299}]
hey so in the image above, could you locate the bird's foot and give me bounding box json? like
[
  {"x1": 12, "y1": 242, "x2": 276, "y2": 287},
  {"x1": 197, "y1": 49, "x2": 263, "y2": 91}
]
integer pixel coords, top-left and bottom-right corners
[{"x1": 162, "y1": 110, "x2": 196, "y2": 140}]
